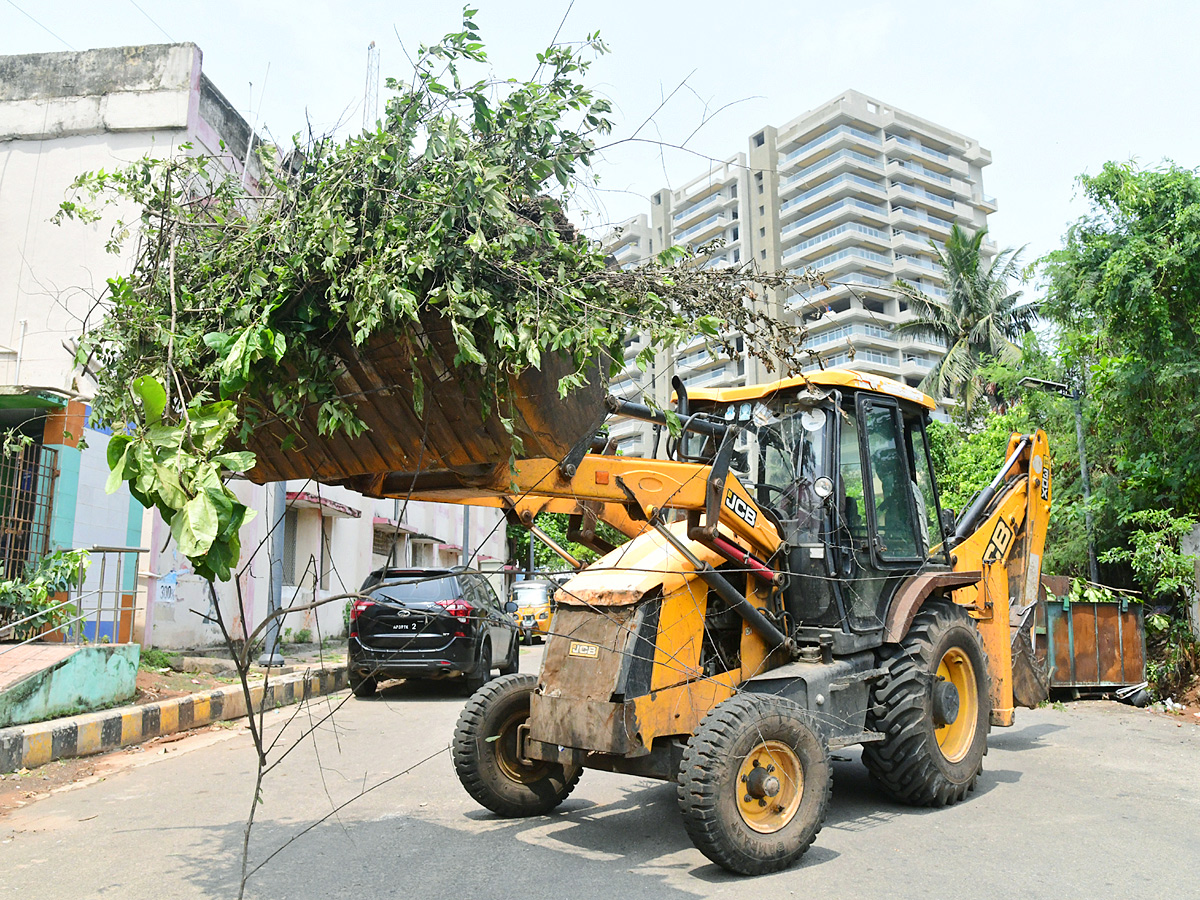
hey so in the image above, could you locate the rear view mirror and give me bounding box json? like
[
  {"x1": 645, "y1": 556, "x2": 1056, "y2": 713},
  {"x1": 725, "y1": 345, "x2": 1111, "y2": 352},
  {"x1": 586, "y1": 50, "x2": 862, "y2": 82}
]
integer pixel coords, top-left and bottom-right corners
[
  {"x1": 505, "y1": 600, "x2": 518, "y2": 614},
  {"x1": 940, "y1": 508, "x2": 957, "y2": 536}
]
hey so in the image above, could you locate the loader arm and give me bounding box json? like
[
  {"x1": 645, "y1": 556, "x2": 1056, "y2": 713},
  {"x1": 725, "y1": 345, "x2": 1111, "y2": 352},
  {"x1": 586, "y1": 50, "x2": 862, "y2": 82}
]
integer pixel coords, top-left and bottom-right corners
[
  {"x1": 382, "y1": 449, "x2": 786, "y2": 563},
  {"x1": 947, "y1": 429, "x2": 1052, "y2": 725}
]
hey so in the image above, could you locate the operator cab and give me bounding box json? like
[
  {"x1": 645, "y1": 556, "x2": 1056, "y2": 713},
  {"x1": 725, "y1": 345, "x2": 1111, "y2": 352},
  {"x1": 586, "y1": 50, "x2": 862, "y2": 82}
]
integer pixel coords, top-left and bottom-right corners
[{"x1": 681, "y1": 370, "x2": 950, "y2": 640}]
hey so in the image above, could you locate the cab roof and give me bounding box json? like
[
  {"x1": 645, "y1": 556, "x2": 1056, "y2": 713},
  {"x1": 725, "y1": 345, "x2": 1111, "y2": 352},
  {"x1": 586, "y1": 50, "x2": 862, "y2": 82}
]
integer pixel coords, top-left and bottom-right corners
[{"x1": 683, "y1": 368, "x2": 936, "y2": 411}]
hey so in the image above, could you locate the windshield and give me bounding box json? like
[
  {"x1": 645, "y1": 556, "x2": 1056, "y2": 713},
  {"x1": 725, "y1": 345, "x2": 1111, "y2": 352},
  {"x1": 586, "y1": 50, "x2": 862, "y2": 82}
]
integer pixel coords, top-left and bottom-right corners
[
  {"x1": 691, "y1": 401, "x2": 829, "y2": 529},
  {"x1": 512, "y1": 583, "x2": 551, "y2": 606}
]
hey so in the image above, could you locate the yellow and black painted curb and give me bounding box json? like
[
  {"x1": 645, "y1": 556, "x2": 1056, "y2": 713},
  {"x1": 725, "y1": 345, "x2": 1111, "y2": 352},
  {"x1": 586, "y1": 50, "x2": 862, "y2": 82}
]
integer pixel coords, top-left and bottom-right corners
[{"x1": 0, "y1": 666, "x2": 348, "y2": 774}]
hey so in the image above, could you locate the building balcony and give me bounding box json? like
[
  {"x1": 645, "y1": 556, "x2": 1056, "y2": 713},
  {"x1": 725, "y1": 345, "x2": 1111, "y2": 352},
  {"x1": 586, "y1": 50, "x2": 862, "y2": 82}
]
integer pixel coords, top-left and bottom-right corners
[
  {"x1": 890, "y1": 206, "x2": 954, "y2": 235},
  {"x1": 790, "y1": 272, "x2": 890, "y2": 312},
  {"x1": 780, "y1": 221, "x2": 889, "y2": 265},
  {"x1": 672, "y1": 191, "x2": 733, "y2": 229},
  {"x1": 780, "y1": 174, "x2": 887, "y2": 224},
  {"x1": 893, "y1": 253, "x2": 942, "y2": 278},
  {"x1": 799, "y1": 245, "x2": 893, "y2": 280},
  {"x1": 892, "y1": 229, "x2": 945, "y2": 254},
  {"x1": 890, "y1": 182, "x2": 957, "y2": 213},
  {"x1": 778, "y1": 123, "x2": 882, "y2": 172},
  {"x1": 884, "y1": 133, "x2": 970, "y2": 177},
  {"x1": 781, "y1": 197, "x2": 889, "y2": 237},
  {"x1": 672, "y1": 213, "x2": 730, "y2": 246},
  {"x1": 972, "y1": 192, "x2": 999, "y2": 211},
  {"x1": 781, "y1": 148, "x2": 883, "y2": 196}
]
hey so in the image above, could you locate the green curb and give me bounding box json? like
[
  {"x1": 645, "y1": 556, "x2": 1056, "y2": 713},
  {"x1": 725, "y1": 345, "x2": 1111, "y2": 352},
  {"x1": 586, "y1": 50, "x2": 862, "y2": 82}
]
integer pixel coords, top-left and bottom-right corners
[{"x1": 0, "y1": 666, "x2": 348, "y2": 773}]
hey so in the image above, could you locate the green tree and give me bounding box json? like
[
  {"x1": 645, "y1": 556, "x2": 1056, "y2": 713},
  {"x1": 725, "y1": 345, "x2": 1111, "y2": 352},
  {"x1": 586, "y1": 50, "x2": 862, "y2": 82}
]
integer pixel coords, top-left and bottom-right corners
[
  {"x1": 895, "y1": 224, "x2": 1037, "y2": 422},
  {"x1": 1042, "y1": 161, "x2": 1200, "y2": 517}
]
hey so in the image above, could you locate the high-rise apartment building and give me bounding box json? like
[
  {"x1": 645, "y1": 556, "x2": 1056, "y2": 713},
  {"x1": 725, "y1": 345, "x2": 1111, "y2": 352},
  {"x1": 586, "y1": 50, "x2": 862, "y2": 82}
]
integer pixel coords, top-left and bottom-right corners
[{"x1": 602, "y1": 90, "x2": 996, "y2": 455}]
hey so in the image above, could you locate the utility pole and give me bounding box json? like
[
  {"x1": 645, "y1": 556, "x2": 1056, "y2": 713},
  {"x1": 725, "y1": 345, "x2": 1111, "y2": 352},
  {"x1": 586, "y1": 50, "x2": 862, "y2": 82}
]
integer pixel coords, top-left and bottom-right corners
[
  {"x1": 258, "y1": 481, "x2": 286, "y2": 666},
  {"x1": 461, "y1": 505, "x2": 471, "y2": 568},
  {"x1": 1072, "y1": 391, "x2": 1100, "y2": 584},
  {"x1": 1019, "y1": 376, "x2": 1100, "y2": 584}
]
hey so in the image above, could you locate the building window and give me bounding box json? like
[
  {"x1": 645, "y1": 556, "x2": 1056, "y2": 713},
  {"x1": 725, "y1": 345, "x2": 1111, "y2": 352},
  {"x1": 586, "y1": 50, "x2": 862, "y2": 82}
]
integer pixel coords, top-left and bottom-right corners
[
  {"x1": 759, "y1": 227, "x2": 766, "y2": 238},
  {"x1": 731, "y1": 226, "x2": 739, "y2": 240},
  {"x1": 760, "y1": 249, "x2": 767, "y2": 260},
  {"x1": 733, "y1": 249, "x2": 740, "y2": 263},
  {"x1": 653, "y1": 193, "x2": 661, "y2": 205},
  {"x1": 730, "y1": 184, "x2": 738, "y2": 198},
  {"x1": 732, "y1": 208, "x2": 739, "y2": 220},
  {"x1": 754, "y1": 132, "x2": 765, "y2": 147},
  {"x1": 758, "y1": 205, "x2": 765, "y2": 217}
]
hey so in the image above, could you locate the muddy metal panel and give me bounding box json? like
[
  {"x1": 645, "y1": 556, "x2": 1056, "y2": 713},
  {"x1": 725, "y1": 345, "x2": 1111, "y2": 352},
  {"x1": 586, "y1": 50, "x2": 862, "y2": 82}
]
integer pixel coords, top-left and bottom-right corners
[
  {"x1": 532, "y1": 606, "x2": 641, "y2": 753},
  {"x1": 1036, "y1": 576, "x2": 1146, "y2": 688},
  {"x1": 242, "y1": 323, "x2": 604, "y2": 491}
]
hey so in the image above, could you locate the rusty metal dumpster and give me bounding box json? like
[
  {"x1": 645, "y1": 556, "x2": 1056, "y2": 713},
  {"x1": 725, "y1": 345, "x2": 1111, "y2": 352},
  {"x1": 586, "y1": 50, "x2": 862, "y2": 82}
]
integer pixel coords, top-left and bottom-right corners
[{"x1": 1036, "y1": 575, "x2": 1146, "y2": 690}]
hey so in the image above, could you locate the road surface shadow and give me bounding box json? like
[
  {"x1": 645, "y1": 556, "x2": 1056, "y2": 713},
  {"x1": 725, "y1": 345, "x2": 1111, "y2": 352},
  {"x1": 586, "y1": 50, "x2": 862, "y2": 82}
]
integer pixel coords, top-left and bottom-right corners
[{"x1": 988, "y1": 720, "x2": 1068, "y2": 752}]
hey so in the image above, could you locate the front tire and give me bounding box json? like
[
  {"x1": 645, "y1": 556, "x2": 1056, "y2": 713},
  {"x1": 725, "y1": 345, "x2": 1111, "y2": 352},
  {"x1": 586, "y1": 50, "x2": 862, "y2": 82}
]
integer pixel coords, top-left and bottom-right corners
[
  {"x1": 453, "y1": 673, "x2": 583, "y2": 817},
  {"x1": 677, "y1": 694, "x2": 831, "y2": 876},
  {"x1": 863, "y1": 600, "x2": 991, "y2": 806}
]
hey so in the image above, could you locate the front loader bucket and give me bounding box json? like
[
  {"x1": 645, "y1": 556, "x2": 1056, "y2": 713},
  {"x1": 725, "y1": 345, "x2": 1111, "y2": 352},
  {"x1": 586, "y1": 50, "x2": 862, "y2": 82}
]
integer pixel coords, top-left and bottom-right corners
[
  {"x1": 1010, "y1": 604, "x2": 1050, "y2": 708},
  {"x1": 243, "y1": 323, "x2": 604, "y2": 491}
]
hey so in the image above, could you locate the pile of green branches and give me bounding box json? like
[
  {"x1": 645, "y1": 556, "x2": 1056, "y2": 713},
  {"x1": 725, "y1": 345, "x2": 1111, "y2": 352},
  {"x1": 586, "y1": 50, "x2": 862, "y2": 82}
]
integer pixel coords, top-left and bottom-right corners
[{"x1": 57, "y1": 11, "x2": 823, "y2": 580}]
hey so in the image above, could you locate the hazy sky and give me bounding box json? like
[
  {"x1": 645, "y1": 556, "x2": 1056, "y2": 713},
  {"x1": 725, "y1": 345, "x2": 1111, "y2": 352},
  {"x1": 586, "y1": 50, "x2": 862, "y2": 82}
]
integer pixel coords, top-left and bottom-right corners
[{"x1": 5, "y1": 1, "x2": 1199, "y2": 283}]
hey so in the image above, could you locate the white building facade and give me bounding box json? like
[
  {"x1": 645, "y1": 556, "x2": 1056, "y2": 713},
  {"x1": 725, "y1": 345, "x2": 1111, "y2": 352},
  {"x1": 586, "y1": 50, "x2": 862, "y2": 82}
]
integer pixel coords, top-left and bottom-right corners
[{"x1": 604, "y1": 90, "x2": 996, "y2": 446}]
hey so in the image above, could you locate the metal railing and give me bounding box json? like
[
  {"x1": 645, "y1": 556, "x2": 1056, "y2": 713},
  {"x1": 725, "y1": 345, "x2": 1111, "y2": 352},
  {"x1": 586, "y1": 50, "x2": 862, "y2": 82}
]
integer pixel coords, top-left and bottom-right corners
[{"x1": 0, "y1": 546, "x2": 147, "y2": 656}]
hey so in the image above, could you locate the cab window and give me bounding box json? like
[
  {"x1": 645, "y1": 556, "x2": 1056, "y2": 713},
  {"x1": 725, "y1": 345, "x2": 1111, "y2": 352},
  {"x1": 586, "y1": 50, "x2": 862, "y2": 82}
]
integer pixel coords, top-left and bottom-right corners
[{"x1": 862, "y1": 401, "x2": 921, "y2": 561}]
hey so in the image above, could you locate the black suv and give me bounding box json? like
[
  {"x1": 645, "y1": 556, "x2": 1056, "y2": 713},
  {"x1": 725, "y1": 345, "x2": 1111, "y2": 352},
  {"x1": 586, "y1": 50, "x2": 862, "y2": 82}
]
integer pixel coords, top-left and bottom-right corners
[{"x1": 348, "y1": 568, "x2": 520, "y2": 697}]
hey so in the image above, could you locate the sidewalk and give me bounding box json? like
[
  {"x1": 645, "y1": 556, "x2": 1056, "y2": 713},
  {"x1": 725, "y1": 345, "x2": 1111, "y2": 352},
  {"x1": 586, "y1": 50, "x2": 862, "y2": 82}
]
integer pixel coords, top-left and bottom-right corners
[{"x1": 0, "y1": 646, "x2": 348, "y2": 774}]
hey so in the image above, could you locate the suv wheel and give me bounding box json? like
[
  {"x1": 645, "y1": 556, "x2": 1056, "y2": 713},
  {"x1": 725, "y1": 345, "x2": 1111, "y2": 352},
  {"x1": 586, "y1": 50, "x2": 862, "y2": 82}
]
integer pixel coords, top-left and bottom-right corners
[
  {"x1": 463, "y1": 640, "x2": 492, "y2": 695},
  {"x1": 349, "y1": 671, "x2": 377, "y2": 698},
  {"x1": 499, "y1": 633, "x2": 520, "y2": 676}
]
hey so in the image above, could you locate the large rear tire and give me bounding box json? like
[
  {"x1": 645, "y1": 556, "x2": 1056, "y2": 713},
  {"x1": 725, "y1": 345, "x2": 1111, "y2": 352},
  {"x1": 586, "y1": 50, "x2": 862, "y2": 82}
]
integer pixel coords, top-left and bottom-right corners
[
  {"x1": 453, "y1": 673, "x2": 582, "y2": 817},
  {"x1": 677, "y1": 694, "x2": 831, "y2": 875},
  {"x1": 863, "y1": 600, "x2": 991, "y2": 806}
]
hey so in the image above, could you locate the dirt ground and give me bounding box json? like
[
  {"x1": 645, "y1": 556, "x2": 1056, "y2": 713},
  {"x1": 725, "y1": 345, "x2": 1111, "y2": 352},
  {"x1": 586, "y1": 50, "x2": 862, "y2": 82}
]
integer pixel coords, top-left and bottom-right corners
[{"x1": 134, "y1": 668, "x2": 245, "y2": 704}]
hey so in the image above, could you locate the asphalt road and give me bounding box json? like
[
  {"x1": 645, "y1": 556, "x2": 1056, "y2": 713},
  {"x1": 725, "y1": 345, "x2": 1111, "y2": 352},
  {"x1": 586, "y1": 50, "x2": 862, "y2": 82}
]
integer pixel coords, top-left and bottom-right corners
[{"x1": 3, "y1": 644, "x2": 1198, "y2": 900}]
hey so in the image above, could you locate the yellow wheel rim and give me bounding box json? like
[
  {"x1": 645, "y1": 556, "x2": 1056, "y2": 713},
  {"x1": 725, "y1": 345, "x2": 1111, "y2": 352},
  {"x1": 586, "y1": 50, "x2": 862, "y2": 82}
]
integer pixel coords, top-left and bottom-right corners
[
  {"x1": 736, "y1": 740, "x2": 804, "y2": 834},
  {"x1": 493, "y1": 709, "x2": 550, "y2": 784},
  {"x1": 935, "y1": 647, "x2": 978, "y2": 763}
]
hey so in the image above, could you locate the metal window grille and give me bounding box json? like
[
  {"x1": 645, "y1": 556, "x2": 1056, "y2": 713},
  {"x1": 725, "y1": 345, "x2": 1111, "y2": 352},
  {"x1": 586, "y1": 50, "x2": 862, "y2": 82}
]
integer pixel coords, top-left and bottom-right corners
[{"x1": 0, "y1": 444, "x2": 58, "y2": 579}]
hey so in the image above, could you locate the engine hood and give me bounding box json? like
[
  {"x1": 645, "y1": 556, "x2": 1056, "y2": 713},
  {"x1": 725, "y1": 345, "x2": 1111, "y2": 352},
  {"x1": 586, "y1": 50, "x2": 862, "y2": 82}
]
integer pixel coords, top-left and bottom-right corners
[{"x1": 554, "y1": 520, "x2": 723, "y2": 608}]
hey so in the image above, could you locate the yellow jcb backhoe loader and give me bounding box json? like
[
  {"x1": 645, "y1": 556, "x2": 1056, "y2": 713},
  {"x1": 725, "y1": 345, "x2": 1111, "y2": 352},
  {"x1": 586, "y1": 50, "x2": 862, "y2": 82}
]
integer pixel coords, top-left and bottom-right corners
[{"x1": 369, "y1": 368, "x2": 1052, "y2": 875}]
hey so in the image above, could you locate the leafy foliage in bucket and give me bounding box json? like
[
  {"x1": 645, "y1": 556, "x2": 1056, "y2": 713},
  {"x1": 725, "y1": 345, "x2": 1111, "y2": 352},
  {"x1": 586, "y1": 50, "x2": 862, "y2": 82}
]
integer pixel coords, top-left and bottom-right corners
[{"x1": 56, "y1": 11, "x2": 822, "y2": 580}]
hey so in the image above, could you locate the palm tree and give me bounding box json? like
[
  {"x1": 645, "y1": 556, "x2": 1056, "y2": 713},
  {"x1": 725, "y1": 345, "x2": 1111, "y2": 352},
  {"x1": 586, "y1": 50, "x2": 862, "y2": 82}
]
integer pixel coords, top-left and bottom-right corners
[{"x1": 894, "y1": 224, "x2": 1036, "y2": 419}]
